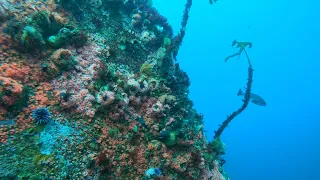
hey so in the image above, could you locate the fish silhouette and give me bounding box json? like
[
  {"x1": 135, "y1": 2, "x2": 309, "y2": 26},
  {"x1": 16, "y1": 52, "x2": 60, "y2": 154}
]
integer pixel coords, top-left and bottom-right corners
[
  {"x1": 237, "y1": 89, "x2": 266, "y2": 106},
  {"x1": 209, "y1": 0, "x2": 218, "y2": 4},
  {"x1": 0, "y1": 119, "x2": 15, "y2": 126}
]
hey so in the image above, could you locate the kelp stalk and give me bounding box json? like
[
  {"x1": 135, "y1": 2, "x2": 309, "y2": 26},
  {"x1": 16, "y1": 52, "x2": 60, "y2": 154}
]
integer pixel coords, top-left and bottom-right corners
[
  {"x1": 214, "y1": 49, "x2": 253, "y2": 139},
  {"x1": 172, "y1": 0, "x2": 193, "y2": 59}
]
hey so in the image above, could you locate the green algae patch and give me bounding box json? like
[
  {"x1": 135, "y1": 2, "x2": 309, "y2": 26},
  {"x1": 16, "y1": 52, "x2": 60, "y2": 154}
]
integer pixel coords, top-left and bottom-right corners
[
  {"x1": 33, "y1": 154, "x2": 51, "y2": 166},
  {"x1": 140, "y1": 63, "x2": 155, "y2": 77},
  {"x1": 163, "y1": 131, "x2": 178, "y2": 146}
]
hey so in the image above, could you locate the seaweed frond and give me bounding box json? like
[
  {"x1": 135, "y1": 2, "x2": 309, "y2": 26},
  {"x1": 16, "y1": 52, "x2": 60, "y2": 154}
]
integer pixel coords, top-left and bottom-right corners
[{"x1": 224, "y1": 39, "x2": 252, "y2": 66}]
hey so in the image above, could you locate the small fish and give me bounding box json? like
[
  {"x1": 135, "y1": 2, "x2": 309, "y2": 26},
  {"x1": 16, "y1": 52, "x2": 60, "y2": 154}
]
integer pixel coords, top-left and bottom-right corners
[
  {"x1": 138, "y1": 118, "x2": 147, "y2": 128},
  {"x1": 159, "y1": 129, "x2": 171, "y2": 139},
  {"x1": 0, "y1": 119, "x2": 15, "y2": 126},
  {"x1": 237, "y1": 89, "x2": 266, "y2": 106},
  {"x1": 209, "y1": 0, "x2": 218, "y2": 4}
]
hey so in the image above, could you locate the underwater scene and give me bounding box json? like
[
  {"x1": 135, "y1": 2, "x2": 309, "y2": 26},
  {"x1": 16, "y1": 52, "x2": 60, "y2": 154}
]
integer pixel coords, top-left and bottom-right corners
[{"x1": 1, "y1": 0, "x2": 319, "y2": 179}]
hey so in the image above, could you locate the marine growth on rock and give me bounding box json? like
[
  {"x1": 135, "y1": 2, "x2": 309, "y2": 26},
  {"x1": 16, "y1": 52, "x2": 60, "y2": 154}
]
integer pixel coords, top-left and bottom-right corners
[{"x1": 0, "y1": 0, "x2": 229, "y2": 179}]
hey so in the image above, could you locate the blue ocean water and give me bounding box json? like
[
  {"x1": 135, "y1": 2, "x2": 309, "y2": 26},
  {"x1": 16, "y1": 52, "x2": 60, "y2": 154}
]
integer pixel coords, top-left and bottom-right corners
[{"x1": 154, "y1": 0, "x2": 320, "y2": 179}]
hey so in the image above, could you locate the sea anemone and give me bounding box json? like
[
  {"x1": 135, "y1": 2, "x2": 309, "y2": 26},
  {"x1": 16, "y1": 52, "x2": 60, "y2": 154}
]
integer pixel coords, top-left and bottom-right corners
[{"x1": 31, "y1": 107, "x2": 52, "y2": 125}]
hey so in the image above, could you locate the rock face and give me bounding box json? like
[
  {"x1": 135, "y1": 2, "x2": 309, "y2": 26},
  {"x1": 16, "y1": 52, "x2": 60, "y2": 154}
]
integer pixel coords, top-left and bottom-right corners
[{"x1": 0, "y1": 0, "x2": 228, "y2": 179}]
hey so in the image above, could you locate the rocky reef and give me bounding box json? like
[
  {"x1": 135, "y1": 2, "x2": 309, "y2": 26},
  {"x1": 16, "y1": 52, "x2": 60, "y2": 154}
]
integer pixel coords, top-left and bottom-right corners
[{"x1": 0, "y1": 0, "x2": 228, "y2": 179}]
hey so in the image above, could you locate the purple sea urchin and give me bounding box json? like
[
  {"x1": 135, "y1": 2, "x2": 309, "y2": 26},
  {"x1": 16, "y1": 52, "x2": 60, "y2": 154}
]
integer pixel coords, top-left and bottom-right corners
[{"x1": 31, "y1": 107, "x2": 52, "y2": 125}]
